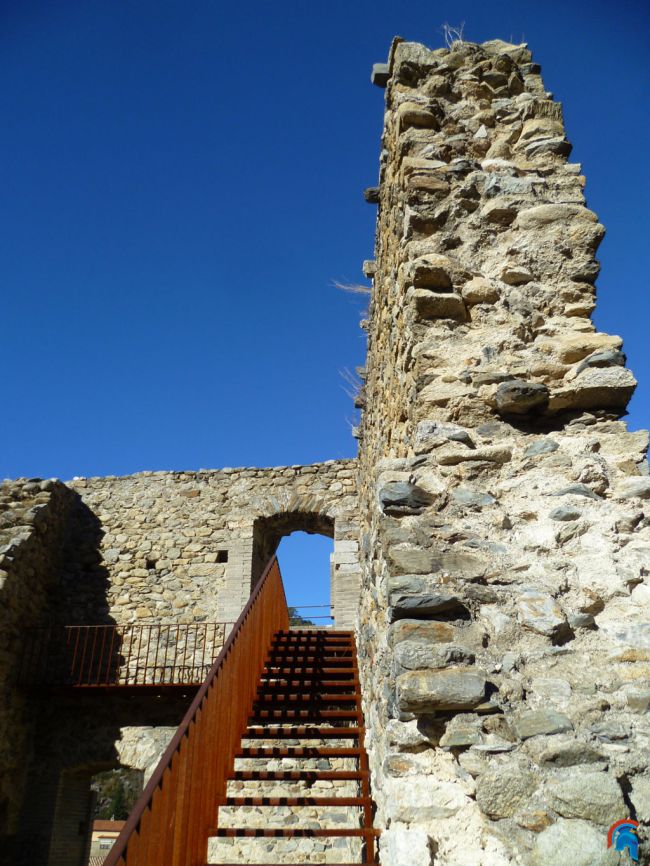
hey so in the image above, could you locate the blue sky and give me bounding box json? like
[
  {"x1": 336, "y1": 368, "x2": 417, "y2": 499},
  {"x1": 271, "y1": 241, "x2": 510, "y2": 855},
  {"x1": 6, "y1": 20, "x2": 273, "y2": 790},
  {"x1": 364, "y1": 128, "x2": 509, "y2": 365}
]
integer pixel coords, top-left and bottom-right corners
[{"x1": 1, "y1": 1, "x2": 648, "y2": 607}]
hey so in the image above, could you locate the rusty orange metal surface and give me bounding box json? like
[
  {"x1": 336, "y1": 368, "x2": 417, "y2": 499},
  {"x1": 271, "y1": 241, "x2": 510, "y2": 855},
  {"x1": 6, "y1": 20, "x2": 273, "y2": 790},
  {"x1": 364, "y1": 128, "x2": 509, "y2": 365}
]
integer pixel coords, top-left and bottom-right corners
[{"x1": 102, "y1": 556, "x2": 289, "y2": 866}]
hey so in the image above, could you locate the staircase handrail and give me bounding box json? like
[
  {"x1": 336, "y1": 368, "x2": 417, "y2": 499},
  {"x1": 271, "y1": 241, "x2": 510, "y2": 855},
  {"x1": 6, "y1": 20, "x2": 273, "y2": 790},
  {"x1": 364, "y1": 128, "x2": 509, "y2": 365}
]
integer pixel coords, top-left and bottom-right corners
[{"x1": 103, "y1": 556, "x2": 289, "y2": 866}]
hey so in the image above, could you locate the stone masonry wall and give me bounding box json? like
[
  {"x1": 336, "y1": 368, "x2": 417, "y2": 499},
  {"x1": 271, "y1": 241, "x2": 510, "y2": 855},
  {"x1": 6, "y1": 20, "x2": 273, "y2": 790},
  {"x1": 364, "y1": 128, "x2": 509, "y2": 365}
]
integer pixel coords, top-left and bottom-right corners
[
  {"x1": 0, "y1": 478, "x2": 76, "y2": 862},
  {"x1": 0, "y1": 462, "x2": 360, "y2": 865},
  {"x1": 67, "y1": 459, "x2": 359, "y2": 627},
  {"x1": 357, "y1": 37, "x2": 650, "y2": 866}
]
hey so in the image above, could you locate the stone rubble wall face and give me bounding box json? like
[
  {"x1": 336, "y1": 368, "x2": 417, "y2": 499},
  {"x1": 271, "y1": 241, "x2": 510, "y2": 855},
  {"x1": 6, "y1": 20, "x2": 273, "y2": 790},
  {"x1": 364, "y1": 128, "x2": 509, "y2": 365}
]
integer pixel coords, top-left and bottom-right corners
[
  {"x1": 67, "y1": 460, "x2": 358, "y2": 626},
  {"x1": 0, "y1": 463, "x2": 359, "y2": 864},
  {"x1": 357, "y1": 38, "x2": 650, "y2": 866},
  {"x1": 0, "y1": 479, "x2": 75, "y2": 857}
]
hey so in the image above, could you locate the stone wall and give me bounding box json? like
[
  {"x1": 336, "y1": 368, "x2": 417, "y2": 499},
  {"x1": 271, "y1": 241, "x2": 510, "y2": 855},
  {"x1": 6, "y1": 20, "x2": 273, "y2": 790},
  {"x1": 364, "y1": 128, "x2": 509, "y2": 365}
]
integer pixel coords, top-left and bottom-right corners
[
  {"x1": 357, "y1": 37, "x2": 650, "y2": 866},
  {"x1": 0, "y1": 461, "x2": 360, "y2": 865},
  {"x1": 0, "y1": 478, "x2": 76, "y2": 863},
  {"x1": 18, "y1": 692, "x2": 187, "y2": 866},
  {"x1": 67, "y1": 460, "x2": 359, "y2": 627}
]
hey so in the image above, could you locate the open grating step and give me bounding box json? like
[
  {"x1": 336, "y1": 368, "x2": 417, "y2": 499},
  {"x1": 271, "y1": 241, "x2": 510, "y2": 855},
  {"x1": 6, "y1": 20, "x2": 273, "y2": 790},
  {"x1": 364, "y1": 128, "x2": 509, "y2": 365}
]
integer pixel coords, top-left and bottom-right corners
[
  {"x1": 237, "y1": 747, "x2": 361, "y2": 759},
  {"x1": 211, "y1": 628, "x2": 377, "y2": 865},
  {"x1": 221, "y1": 796, "x2": 371, "y2": 807},
  {"x1": 245, "y1": 726, "x2": 362, "y2": 739},
  {"x1": 230, "y1": 770, "x2": 367, "y2": 782}
]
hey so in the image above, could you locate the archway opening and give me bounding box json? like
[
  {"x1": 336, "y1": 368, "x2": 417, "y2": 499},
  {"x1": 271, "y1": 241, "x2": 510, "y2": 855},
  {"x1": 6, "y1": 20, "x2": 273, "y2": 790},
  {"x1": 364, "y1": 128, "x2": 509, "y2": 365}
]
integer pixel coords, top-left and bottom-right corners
[
  {"x1": 252, "y1": 512, "x2": 335, "y2": 627},
  {"x1": 250, "y1": 511, "x2": 359, "y2": 629},
  {"x1": 46, "y1": 764, "x2": 143, "y2": 866},
  {"x1": 277, "y1": 531, "x2": 334, "y2": 626}
]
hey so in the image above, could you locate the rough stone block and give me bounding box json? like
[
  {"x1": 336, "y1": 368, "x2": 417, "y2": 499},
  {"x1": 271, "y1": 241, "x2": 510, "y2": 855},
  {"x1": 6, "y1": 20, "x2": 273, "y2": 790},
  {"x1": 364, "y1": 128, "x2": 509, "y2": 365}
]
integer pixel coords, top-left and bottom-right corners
[
  {"x1": 548, "y1": 366, "x2": 637, "y2": 413},
  {"x1": 389, "y1": 619, "x2": 456, "y2": 646},
  {"x1": 496, "y1": 379, "x2": 549, "y2": 415},
  {"x1": 371, "y1": 62, "x2": 390, "y2": 87},
  {"x1": 385, "y1": 775, "x2": 469, "y2": 822},
  {"x1": 500, "y1": 264, "x2": 533, "y2": 285},
  {"x1": 461, "y1": 276, "x2": 500, "y2": 304},
  {"x1": 397, "y1": 101, "x2": 440, "y2": 131},
  {"x1": 517, "y1": 589, "x2": 568, "y2": 637},
  {"x1": 450, "y1": 487, "x2": 495, "y2": 507},
  {"x1": 394, "y1": 640, "x2": 474, "y2": 670},
  {"x1": 532, "y1": 819, "x2": 622, "y2": 866},
  {"x1": 389, "y1": 590, "x2": 466, "y2": 621},
  {"x1": 397, "y1": 667, "x2": 487, "y2": 712},
  {"x1": 516, "y1": 203, "x2": 598, "y2": 229},
  {"x1": 411, "y1": 288, "x2": 467, "y2": 321},
  {"x1": 537, "y1": 332, "x2": 622, "y2": 364},
  {"x1": 545, "y1": 770, "x2": 624, "y2": 824},
  {"x1": 387, "y1": 545, "x2": 485, "y2": 579},
  {"x1": 381, "y1": 828, "x2": 432, "y2": 866},
  {"x1": 511, "y1": 709, "x2": 573, "y2": 740},
  {"x1": 615, "y1": 477, "x2": 650, "y2": 500},
  {"x1": 378, "y1": 481, "x2": 432, "y2": 515},
  {"x1": 476, "y1": 762, "x2": 538, "y2": 818}
]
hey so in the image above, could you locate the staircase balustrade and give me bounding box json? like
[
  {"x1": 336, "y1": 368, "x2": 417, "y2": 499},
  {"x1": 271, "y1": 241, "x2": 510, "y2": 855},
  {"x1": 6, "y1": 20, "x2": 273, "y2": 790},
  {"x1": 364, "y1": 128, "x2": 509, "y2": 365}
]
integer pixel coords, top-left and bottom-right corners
[{"x1": 103, "y1": 556, "x2": 289, "y2": 866}]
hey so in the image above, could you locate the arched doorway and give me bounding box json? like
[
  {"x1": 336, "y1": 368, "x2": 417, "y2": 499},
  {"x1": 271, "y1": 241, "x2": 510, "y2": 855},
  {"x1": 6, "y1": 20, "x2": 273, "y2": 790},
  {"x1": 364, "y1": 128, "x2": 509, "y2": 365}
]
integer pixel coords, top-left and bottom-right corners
[
  {"x1": 276, "y1": 531, "x2": 335, "y2": 626},
  {"x1": 215, "y1": 507, "x2": 360, "y2": 629},
  {"x1": 252, "y1": 511, "x2": 360, "y2": 628}
]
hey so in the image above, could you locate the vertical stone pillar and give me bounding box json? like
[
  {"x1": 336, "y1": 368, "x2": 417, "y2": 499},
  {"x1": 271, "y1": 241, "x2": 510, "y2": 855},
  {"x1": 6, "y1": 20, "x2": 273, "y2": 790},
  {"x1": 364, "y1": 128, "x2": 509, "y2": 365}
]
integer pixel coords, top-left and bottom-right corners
[
  {"x1": 331, "y1": 520, "x2": 362, "y2": 628},
  {"x1": 357, "y1": 37, "x2": 650, "y2": 866},
  {"x1": 46, "y1": 770, "x2": 93, "y2": 866},
  {"x1": 215, "y1": 534, "x2": 255, "y2": 624}
]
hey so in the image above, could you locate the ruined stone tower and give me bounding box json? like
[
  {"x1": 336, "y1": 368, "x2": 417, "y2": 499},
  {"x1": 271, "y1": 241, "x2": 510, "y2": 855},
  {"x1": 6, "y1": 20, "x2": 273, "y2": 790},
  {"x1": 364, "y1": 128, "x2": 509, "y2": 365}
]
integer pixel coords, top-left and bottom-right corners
[
  {"x1": 356, "y1": 36, "x2": 649, "y2": 866},
  {"x1": 1, "y1": 35, "x2": 649, "y2": 866}
]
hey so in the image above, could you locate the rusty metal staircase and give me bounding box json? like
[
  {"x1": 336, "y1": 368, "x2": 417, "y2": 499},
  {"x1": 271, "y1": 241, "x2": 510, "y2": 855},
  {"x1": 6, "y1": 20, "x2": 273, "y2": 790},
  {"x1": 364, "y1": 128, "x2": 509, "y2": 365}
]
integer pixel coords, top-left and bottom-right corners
[
  {"x1": 103, "y1": 559, "x2": 378, "y2": 866},
  {"x1": 208, "y1": 629, "x2": 377, "y2": 865}
]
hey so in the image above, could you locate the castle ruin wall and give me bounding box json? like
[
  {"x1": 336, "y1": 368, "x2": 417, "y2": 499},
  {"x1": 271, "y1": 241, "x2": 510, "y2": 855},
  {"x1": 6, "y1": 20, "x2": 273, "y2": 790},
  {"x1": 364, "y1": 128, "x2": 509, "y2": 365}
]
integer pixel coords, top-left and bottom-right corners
[
  {"x1": 357, "y1": 37, "x2": 650, "y2": 866},
  {"x1": 0, "y1": 460, "x2": 360, "y2": 865}
]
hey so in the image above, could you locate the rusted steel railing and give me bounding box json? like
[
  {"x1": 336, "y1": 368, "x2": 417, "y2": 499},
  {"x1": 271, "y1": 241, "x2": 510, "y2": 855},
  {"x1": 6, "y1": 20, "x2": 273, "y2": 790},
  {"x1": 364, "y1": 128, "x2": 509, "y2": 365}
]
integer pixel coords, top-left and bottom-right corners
[
  {"x1": 19, "y1": 622, "x2": 235, "y2": 687},
  {"x1": 104, "y1": 557, "x2": 289, "y2": 866}
]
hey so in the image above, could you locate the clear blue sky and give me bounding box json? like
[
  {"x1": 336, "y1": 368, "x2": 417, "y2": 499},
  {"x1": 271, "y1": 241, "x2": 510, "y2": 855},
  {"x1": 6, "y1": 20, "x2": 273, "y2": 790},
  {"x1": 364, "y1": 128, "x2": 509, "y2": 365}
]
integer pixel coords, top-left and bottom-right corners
[{"x1": 2, "y1": 1, "x2": 648, "y2": 606}]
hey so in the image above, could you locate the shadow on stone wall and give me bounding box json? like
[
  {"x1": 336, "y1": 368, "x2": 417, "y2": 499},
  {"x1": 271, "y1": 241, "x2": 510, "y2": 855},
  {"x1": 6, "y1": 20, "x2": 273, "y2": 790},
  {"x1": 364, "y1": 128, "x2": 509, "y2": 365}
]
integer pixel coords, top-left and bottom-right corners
[
  {"x1": 15, "y1": 694, "x2": 189, "y2": 866},
  {"x1": 8, "y1": 491, "x2": 190, "y2": 866},
  {"x1": 59, "y1": 492, "x2": 114, "y2": 625}
]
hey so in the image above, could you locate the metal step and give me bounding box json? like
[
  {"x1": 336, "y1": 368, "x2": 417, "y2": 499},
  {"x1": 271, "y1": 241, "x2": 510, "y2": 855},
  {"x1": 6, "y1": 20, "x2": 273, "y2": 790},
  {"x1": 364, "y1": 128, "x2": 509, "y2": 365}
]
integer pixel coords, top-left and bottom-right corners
[
  {"x1": 230, "y1": 769, "x2": 367, "y2": 781},
  {"x1": 259, "y1": 678, "x2": 360, "y2": 689},
  {"x1": 236, "y1": 746, "x2": 361, "y2": 758},
  {"x1": 220, "y1": 795, "x2": 370, "y2": 807},
  {"x1": 253, "y1": 693, "x2": 358, "y2": 704},
  {"x1": 265, "y1": 656, "x2": 355, "y2": 666},
  {"x1": 276, "y1": 630, "x2": 353, "y2": 637},
  {"x1": 245, "y1": 725, "x2": 363, "y2": 739},
  {"x1": 263, "y1": 666, "x2": 357, "y2": 676},
  {"x1": 249, "y1": 709, "x2": 359, "y2": 722}
]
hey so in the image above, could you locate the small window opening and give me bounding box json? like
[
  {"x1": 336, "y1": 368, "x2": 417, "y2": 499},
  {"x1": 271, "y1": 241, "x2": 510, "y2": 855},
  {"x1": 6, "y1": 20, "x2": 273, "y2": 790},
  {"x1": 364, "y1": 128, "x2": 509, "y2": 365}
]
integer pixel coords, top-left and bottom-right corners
[{"x1": 216, "y1": 550, "x2": 228, "y2": 563}]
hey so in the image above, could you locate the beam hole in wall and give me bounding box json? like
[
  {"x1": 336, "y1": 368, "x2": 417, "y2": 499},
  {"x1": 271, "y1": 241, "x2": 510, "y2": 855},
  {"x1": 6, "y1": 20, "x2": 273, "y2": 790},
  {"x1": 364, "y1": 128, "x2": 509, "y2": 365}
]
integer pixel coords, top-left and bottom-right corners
[{"x1": 216, "y1": 550, "x2": 228, "y2": 563}]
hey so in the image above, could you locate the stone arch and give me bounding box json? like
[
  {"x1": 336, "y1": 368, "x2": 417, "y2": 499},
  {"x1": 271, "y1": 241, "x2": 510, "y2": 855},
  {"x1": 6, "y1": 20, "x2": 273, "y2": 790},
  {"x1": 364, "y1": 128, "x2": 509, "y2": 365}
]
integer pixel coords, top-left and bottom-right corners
[
  {"x1": 217, "y1": 493, "x2": 360, "y2": 628},
  {"x1": 251, "y1": 510, "x2": 335, "y2": 588}
]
